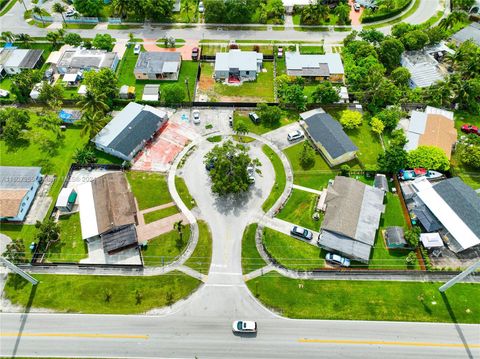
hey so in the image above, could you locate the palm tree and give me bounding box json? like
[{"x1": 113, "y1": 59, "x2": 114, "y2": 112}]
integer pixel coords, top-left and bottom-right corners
[
  {"x1": 439, "y1": 11, "x2": 468, "y2": 29},
  {"x1": 335, "y1": 3, "x2": 350, "y2": 25},
  {"x1": 53, "y1": 3, "x2": 67, "y2": 27},
  {"x1": 33, "y1": 6, "x2": 45, "y2": 27},
  {"x1": 16, "y1": 33, "x2": 32, "y2": 46},
  {"x1": 173, "y1": 220, "x2": 185, "y2": 250},
  {"x1": 1, "y1": 31, "x2": 15, "y2": 43},
  {"x1": 18, "y1": 0, "x2": 27, "y2": 11},
  {"x1": 77, "y1": 90, "x2": 109, "y2": 115},
  {"x1": 183, "y1": 0, "x2": 193, "y2": 22},
  {"x1": 46, "y1": 31, "x2": 61, "y2": 48},
  {"x1": 112, "y1": 0, "x2": 130, "y2": 18},
  {"x1": 79, "y1": 111, "x2": 107, "y2": 139}
]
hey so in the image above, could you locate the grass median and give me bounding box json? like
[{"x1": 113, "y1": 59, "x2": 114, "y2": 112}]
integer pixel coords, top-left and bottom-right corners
[
  {"x1": 261, "y1": 145, "x2": 286, "y2": 212},
  {"x1": 184, "y1": 220, "x2": 212, "y2": 274},
  {"x1": 241, "y1": 223, "x2": 266, "y2": 274}
]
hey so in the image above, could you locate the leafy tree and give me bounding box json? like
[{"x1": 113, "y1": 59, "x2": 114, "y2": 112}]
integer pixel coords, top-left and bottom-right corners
[
  {"x1": 112, "y1": 0, "x2": 131, "y2": 18},
  {"x1": 389, "y1": 128, "x2": 407, "y2": 147},
  {"x1": 79, "y1": 111, "x2": 108, "y2": 139},
  {"x1": 391, "y1": 22, "x2": 414, "y2": 38},
  {"x1": 426, "y1": 26, "x2": 446, "y2": 45},
  {"x1": 343, "y1": 30, "x2": 358, "y2": 47},
  {"x1": 73, "y1": 146, "x2": 98, "y2": 164},
  {"x1": 390, "y1": 67, "x2": 411, "y2": 87},
  {"x1": 377, "y1": 146, "x2": 408, "y2": 173},
  {"x1": 92, "y1": 33, "x2": 114, "y2": 51},
  {"x1": 407, "y1": 145, "x2": 450, "y2": 171},
  {"x1": 359, "y1": 29, "x2": 385, "y2": 44},
  {"x1": 16, "y1": 33, "x2": 32, "y2": 46},
  {"x1": 46, "y1": 30, "x2": 62, "y2": 48},
  {"x1": 162, "y1": 84, "x2": 185, "y2": 105},
  {"x1": 340, "y1": 164, "x2": 350, "y2": 176},
  {"x1": 64, "y1": 32, "x2": 83, "y2": 47},
  {"x1": 204, "y1": 0, "x2": 226, "y2": 22},
  {"x1": 35, "y1": 218, "x2": 61, "y2": 253},
  {"x1": 33, "y1": 6, "x2": 45, "y2": 27},
  {"x1": 299, "y1": 141, "x2": 315, "y2": 170},
  {"x1": 334, "y1": 3, "x2": 350, "y2": 25},
  {"x1": 257, "y1": 103, "x2": 282, "y2": 127},
  {"x1": 39, "y1": 81, "x2": 64, "y2": 110},
  {"x1": 74, "y1": 0, "x2": 103, "y2": 16},
  {"x1": 405, "y1": 251, "x2": 417, "y2": 266},
  {"x1": 439, "y1": 11, "x2": 469, "y2": 29},
  {"x1": 460, "y1": 143, "x2": 480, "y2": 169},
  {"x1": 370, "y1": 117, "x2": 385, "y2": 136},
  {"x1": 173, "y1": 220, "x2": 185, "y2": 250},
  {"x1": 234, "y1": 119, "x2": 248, "y2": 137},
  {"x1": 83, "y1": 68, "x2": 118, "y2": 104},
  {"x1": 339, "y1": 110, "x2": 362, "y2": 130},
  {"x1": 143, "y1": 0, "x2": 175, "y2": 20},
  {"x1": 77, "y1": 90, "x2": 109, "y2": 115},
  {"x1": 4, "y1": 239, "x2": 28, "y2": 264},
  {"x1": 204, "y1": 140, "x2": 261, "y2": 195},
  {"x1": 1, "y1": 31, "x2": 15, "y2": 43},
  {"x1": 376, "y1": 106, "x2": 403, "y2": 131},
  {"x1": 53, "y1": 2, "x2": 67, "y2": 26},
  {"x1": 401, "y1": 30, "x2": 429, "y2": 51},
  {"x1": 404, "y1": 227, "x2": 421, "y2": 248},
  {"x1": 0, "y1": 108, "x2": 30, "y2": 149},
  {"x1": 284, "y1": 85, "x2": 306, "y2": 111},
  {"x1": 11, "y1": 69, "x2": 42, "y2": 103},
  {"x1": 368, "y1": 79, "x2": 401, "y2": 112},
  {"x1": 452, "y1": 0, "x2": 475, "y2": 10},
  {"x1": 311, "y1": 82, "x2": 340, "y2": 104},
  {"x1": 378, "y1": 38, "x2": 404, "y2": 72}
]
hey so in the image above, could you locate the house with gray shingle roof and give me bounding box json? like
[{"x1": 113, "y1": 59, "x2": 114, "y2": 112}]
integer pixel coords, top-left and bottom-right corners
[
  {"x1": 451, "y1": 22, "x2": 480, "y2": 47},
  {"x1": 92, "y1": 102, "x2": 168, "y2": 161},
  {"x1": 318, "y1": 176, "x2": 385, "y2": 263},
  {"x1": 134, "y1": 52, "x2": 181, "y2": 81},
  {"x1": 285, "y1": 52, "x2": 344, "y2": 82},
  {"x1": 300, "y1": 108, "x2": 358, "y2": 167}
]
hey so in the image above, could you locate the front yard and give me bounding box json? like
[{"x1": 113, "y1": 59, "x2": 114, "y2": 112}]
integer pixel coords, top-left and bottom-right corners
[
  {"x1": 126, "y1": 171, "x2": 172, "y2": 210},
  {"x1": 276, "y1": 189, "x2": 320, "y2": 231},
  {"x1": 233, "y1": 110, "x2": 297, "y2": 135},
  {"x1": 142, "y1": 225, "x2": 191, "y2": 266}
]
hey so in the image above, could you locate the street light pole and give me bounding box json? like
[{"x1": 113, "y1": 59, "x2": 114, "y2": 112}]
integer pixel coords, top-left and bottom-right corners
[{"x1": 439, "y1": 261, "x2": 480, "y2": 292}]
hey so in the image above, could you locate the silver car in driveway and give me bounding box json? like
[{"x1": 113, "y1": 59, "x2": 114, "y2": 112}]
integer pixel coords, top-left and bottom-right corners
[
  {"x1": 325, "y1": 252, "x2": 351, "y2": 267},
  {"x1": 290, "y1": 226, "x2": 313, "y2": 240},
  {"x1": 287, "y1": 130, "x2": 304, "y2": 141}
]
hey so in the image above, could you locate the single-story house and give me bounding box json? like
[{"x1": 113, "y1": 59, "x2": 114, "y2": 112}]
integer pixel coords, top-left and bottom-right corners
[
  {"x1": 54, "y1": 47, "x2": 119, "y2": 74},
  {"x1": 142, "y1": 84, "x2": 160, "y2": 101},
  {"x1": 398, "y1": 106, "x2": 457, "y2": 159},
  {"x1": 300, "y1": 108, "x2": 358, "y2": 167},
  {"x1": 92, "y1": 102, "x2": 168, "y2": 161},
  {"x1": 285, "y1": 52, "x2": 344, "y2": 82},
  {"x1": 134, "y1": 52, "x2": 182, "y2": 80},
  {"x1": 384, "y1": 226, "x2": 408, "y2": 249},
  {"x1": 77, "y1": 172, "x2": 138, "y2": 254},
  {"x1": 55, "y1": 187, "x2": 77, "y2": 213},
  {"x1": 408, "y1": 177, "x2": 480, "y2": 253},
  {"x1": 451, "y1": 22, "x2": 480, "y2": 46},
  {"x1": 318, "y1": 176, "x2": 385, "y2": 263},
  {"x1": 0, "y1": 48, "x2": 44, "y2": 76},
  {"x1": 214, "y1": 49, "x2": 263, "y2": 82},
  {"x1": 0, "y1": 166, "x2": 43, "y2": 222}
]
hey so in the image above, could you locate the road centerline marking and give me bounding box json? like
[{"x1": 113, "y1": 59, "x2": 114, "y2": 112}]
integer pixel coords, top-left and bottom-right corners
[
  {"x1": 1, "y1": 332, "x2": 149, "y2": 340},
  {"x1": 298, "y1": 338, "x2": 480, "y2": 348}
]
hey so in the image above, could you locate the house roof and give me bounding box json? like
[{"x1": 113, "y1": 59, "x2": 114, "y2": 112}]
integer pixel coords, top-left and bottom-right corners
[
  {"x1": 57, "y1": 48, "x2": 117, "y2": 70},
  {"x1": 404, "y1": 106, "x2": 456, "y2": 159},
  {"x1": 214, "y1": 50, "x2": 263, "y2": 72},
  {"x1": 134, "y1": 52, "x2": 181, "y2": 74},
  {"x1": 19, "y1": 49, "x2": 43, "y2": 68},
  {"x1": 0, "y1": 189, "x2": 28, "y2": 217},
  {"x1": 451, "y1": 22, "x2": 480, "y2": 46},
  {"x1": 56, "y1": 187, "x2": 75, "y2": 208},
  {"x1": 93, "y1": 102, "x2": 167, "y2": 159},
  {"x1": 320, "y1": 176, "x2": 385, "y2": 258},
  {"x1": 300, "y1": 109, "x2": 358, "y2": 160},
  {"x1": 401, "y1": 51, "x2": 445, "y2": 88},
  {"x1": 385, "y1": 226, "x2": 407, "y2": 247},
  {"x1": 420, "y1": 232, "x2": 444, "y2": 248},
  {"x1": 285, "y1": 52, "x2": 344, "y2": 76},
  {"x1": 101, "y1": 224, "x2": 138, "y2": 254},
  {"x1": 318, "y1": 229, "x2": 372, "y2": 263}
]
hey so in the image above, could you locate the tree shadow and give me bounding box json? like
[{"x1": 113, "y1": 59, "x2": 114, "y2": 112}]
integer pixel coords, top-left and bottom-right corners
[
  {"x1": 10, "y1": 283, "x2": 38, "y2": 359},
  {"x1": 440, "y1": 292, "x2": 474, "y2": 359}
]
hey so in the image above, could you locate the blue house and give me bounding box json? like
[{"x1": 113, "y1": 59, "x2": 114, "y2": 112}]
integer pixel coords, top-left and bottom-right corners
[{"x1": 0, "y1": 166, "x2": 43, "y2": 222}]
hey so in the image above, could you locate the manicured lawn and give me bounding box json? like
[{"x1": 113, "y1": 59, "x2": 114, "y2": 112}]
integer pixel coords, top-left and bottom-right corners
[
  {"x1": 126, "y1": 171, "x2": 172, "y2": 210},
  {"x1": 143, "y1": 205, "x2": 180, "y2": 224},
  {"x1": 233, "y1": 110, "x2": 298, "y2": 135},
  {"x1": 276, "y1": 189, "x2": 320, "y2": 231},
  {"x1": 0, "y1": 224, "x2": 38, "y2": 261},
  {"x1": 344, "y1": 123, "x2": 383, "y2": 169},
  {"x1": 63, "y1": 23, "x2": 97, "y2": 29},
  {"x1": 241, "y1": 223, "x2": 266, "y2": 273},
  {"x1": 44, "y1": 213, "x2": 87, "y2": 263},
  {"x1": 4, "y1": 272, "x2": 200, "y2": 314},
  {"x1": 207, "y1": 135, "x2": 222, "y2": 143},
  {"x1": 184, "y1": 220, "x2": 212, "y2": 274},
  {"x1": 261, "y1": 145, "x2": 286, "y2": 212},
  {"x1": 263, "y1": 227, "x2": 324, "y2": 271},
  {"x1": 248, "y1": 274, "x2": 480, "y2": 323},
  {"x1": 142, "y1": 225, "x2": 191, "y2": 266},
  {"x1": 299, "y1": 46, "x2": 324, "y2": 54},
  {"x1": 175, "y1": 176, "x2": 196, "y2": 209}
]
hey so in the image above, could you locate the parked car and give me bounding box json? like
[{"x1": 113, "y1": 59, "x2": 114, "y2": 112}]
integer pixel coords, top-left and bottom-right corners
[
  {"x1": 247, "y1": 164, "x2": 255, "y2": 184},
  {"x1": 353, "y1": 3, "x2": 361, "y2": 11},
  {"x1": 192, "y1": 110, "x2": 200, "y2": 124},
  {"x1": 461, "y1": 124, "x2": 480, "y2": 136},
  {"x1": 198, "y1": 1, "x2": 205, "y2": 13},
  {"x1": 287, "y1": 130, "x2": 304, "y2": 141},
  {"x1": 0, "y1": 89, "x2": 10, "y2": 98},
  {"x1": 232, "y1": 320, "x2": 257, "y2": 333},
  {"x1": 229, "y1": 115, "x2": 233, "y2": 127},
  {"x1": 134, "y1": 44, "x2": 141, "y2": 55},
  {"x1": 277, "y1": 46, "x2": 283, "y2": 58},
  {"x1": 249, "y1": 112, "x2": 260, "y2": 124},
  {"x1": 290, "y1": 226, "x2": 313, "y2": 241},
  {"x1": 65, "y1": 8, "x2": 77, "y2": 17},
  {"x1": 191, "y1": 47, "x2": 199, "y2": 61},
  {"x1": 325, "y1": 252, "x2": 351, "y2": 267}
]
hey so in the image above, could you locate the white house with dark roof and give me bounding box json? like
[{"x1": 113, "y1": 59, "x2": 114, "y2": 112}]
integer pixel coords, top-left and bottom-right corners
[
  {"x1": 285, "y1": 52, "x2": 344, "y2": 82},
  {"x1": 92, "y1": 102, "x2": 168, "y2": 161},
  {"x1": 0, "y1": 48, "x2": 44, "y2": 76},
  {"x1": 134, "y1": 52, "x2": 181, "y2": 80},
  {"x1": 214, "y1": 49, "x2": 263, "y2": 82}
]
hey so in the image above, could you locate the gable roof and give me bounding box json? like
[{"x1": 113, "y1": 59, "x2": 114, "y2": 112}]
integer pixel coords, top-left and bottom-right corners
[
  {"x1": 214, "y1": 50, "x2": 263, "y2": 72},
  {"x1": 401, "y1": 51, "x2": 445, "y2": 88},
  {"x1": 93, "y1": 102, "x2": 167, "y2": 159},
  {"x1": 300, "y1": 109, "x2": 358, "y2": 159},
  {"x1": 286, "y1": 52, "x2": 344, "y2": 76},
  {"x1": 134, "y1": 52, "x2": 181, "y2": 74},
  {"x1": 451, "y1": 22, "x2": 480, "y2": 46}
]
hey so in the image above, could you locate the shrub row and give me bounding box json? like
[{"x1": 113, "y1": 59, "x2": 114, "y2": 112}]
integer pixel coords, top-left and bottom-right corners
[{"x1": 361, "y1": 0, "x2": 413, "y2": 23}]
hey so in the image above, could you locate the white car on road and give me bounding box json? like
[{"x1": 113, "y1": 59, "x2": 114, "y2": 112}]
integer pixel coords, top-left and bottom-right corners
[
  {"x1": 287, "y1": 130, "x2": 304, "y2": 141},
  {"x1": 134, "y1": 44, "x2": 141, "y2": 55},
  {"x1": 192, "y1": 110, "x2": 200, "y2": 124},
  {"x1": 232, "y1": 320, "x2": 257, "y2": 333}
]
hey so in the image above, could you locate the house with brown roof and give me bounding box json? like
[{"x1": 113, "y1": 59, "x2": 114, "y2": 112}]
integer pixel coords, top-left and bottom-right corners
[
  {"x1": 77, "y1": 172, "x2": 138, "y2": 254},
  {"x1": 0, "y1": 166, "x2": 43, "y2": 222},
  {"x1": 399, "y1": 106, "x2": 457, "y2": 159}
]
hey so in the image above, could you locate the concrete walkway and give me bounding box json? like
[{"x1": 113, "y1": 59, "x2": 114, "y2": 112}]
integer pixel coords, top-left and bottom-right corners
[{"x1": 292, "y1": 184, "x2": 323, "y2": 195}]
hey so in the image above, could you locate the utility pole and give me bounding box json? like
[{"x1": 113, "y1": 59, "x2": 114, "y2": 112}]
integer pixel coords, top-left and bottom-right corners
[
  {"x1": 0, "y1": 257, "x2": 39, "y2": 285},
  {"x1": 439, "y1": 261, "x2": 480, "y2": 292}
]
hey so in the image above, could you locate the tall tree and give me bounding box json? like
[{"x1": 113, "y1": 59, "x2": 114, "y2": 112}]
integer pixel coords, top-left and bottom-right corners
[
  {"x1": 53, "y1": 2, "x2": 67, "y2": 27},
  {"x1": 79, "y1": 111, "x2": 107, "y2": 139},
  {"x1": 77, "y1": 90, "x2": 109, "y2": 114},
  {"x1": 112, "y1": 0, "x2": 131, "y2": 18},
  {"x1": 16, "y1": 33, "x2": 32, "y2": 46},
  {"x1": 311, "y1": 82, "x2": 340, "y2": 104},
  {"x1": 33, "y1": 6, "x2": 45, "y2": 27}
]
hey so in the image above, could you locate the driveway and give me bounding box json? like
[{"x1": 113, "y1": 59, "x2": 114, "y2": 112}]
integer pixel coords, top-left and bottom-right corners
[
  {"x1": 348, "y1": 0, "x2": 363, "y2": 26},
  {"x1": 262, "y1": 122, "x2": 303, "y2": 150}
]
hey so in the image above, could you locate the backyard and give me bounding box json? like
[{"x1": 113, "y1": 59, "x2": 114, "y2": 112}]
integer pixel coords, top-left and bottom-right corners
[
  {"x1": 143, "y1": 205, "x2": 180, "y2": 224},
  {"x1": 241, "y1": 223, "x2": 266, "y2": 273},
  {"x1": 142, "y1": 225, "x2": 191, "y2": 266},
  {"x1": 233, "y1": 110, "x2": 298, "y2": 135}
]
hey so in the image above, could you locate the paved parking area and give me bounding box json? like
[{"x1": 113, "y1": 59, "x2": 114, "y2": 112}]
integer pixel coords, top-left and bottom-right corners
[{"x1": 262, "y1": 122, "x2": 303, "y2": 150}]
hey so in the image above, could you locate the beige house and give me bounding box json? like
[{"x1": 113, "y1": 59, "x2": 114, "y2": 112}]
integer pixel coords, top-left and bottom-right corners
[{"x1": 134, "y1": 52, "x2": 181, "y2": 80}]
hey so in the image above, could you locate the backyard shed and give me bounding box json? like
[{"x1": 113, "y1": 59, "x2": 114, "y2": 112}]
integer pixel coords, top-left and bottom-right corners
[
  {"x1": 420, "y1": 232, "x2": 444, "y2": 248},
  {"x1": 55, "y1": 187, "x2": 77, "y2": 213},
  {"x1": 142, "y1": 84, "x2": 160, "y2": 101},
  {"x1": 119, "y1": 85, "x2": 135, "y2": 99},
  {"x1": 384, "y1": 226, "x2": 407, "y2": 249}
]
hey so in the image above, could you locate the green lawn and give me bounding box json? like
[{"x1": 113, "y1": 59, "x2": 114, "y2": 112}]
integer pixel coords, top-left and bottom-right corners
[
  {"x1": 175, "y1": 176, "x2": 196, "y2": 209},
  {"x1": 184, "y1": 220, "x2": 212, "y2": 274},
  {"x1": 142, "y1": 225, "x2": 190, "y2": 266},
  {"x1": 276, "y1": 189, "x2": 320, "y2": 231},
  {"x1": 126, "y1": 171, "x2": 172, "y2": 210},
  {"x1": 4, "y1": 272, "x2": 200, "y2": 314},
  {"x1": 0, "y1": 224, "x2": 38, "y2": 261},
  {"x1": 241, "y1": 223, "x2": 266, "y2": 273},
  {"x1": 299, "y1": 45, "x2": 324, "y2": 54},
  {"x1": 143, "y1": 206, "x2": 180, "y2": 224},
  {"x1": 117, "y1": 47, "x2": 198, "y2": 101},
  {"x1": 44, "y1": 213, "x2": 87, "y2": 263},
  {"x1": 248, "y1": 274, "x2": 480, "y2": 323},
  {"x1": 261, "y1": 145, "x2": 286, "y2": 212},
  {"x1": 233, "y1": 110, "x2": 298, "y2": 135},
  {"x1": 263, "y1": 227, "x2": 324, "y2": 271},
  {"x1": 344, "y1": 124, "x2": 383, "y2": 169}
]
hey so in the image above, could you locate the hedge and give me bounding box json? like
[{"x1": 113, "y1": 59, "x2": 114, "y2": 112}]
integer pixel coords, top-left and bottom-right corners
[{"x1": 361, "y1": 0, "x2": 412, "y2": 23}]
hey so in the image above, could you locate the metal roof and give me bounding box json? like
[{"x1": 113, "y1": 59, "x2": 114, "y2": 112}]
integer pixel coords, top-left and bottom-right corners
[
  {"x1": 451, "y1": 22, "x2": 480, "y2": 46},
  {"x1": 134, "y1": 52, "x2": 181, "y2": 74},
  {"x1": 101, "y1": 224, "x2": 138, "y2": 254},
  {"x1": 374, "y1": 174, "x2": 388, "y2": 192},
  {"x1": 4, "y1": 49, "x2": 29, "y2": 67},
  {"x1": 286, "y1": 52, "x2": 344, "y2": 75},
  {"x1": 318, "y1": 230, "x2": 372, "y2": 263},
  {"x1": 19, "y1": 49, "x2": 43, "y2": 68},
  {"x1": 214, "y1": 50, "x2": 263, "y2": 72},
  {"x1": 385, "y1": 226, "x2": 407, "y2": 247},
  {"x1": 0, "y1": 166, "x2": 41, "y2": 190},
  {"x1": 57, "y1": 48, "x2": 117, "y2": 70},
  {"x1": 301, "y1": 109, "x2": 358, "y2": 159},
  {"x1": 401, "y1": 51, "x2": 445, "y2": 88}
]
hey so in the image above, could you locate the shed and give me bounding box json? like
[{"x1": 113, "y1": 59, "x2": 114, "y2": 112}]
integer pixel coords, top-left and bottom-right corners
[
  {"x1": 384, "y1": 226, "x2": 407, "y2": 249},
  {"x1": 119, "y1": 84, "x2": 135, "y2": 99},
  {"x1": 420, "y1": 232, "x2": 444, "y2": 248},
  {"x1": 55, "y1": 187, "x2": 77, "y2": 212},
  {"x1": 77, "y1": 84, "x2": 87, "y2": 96},
  {"x1": 374, "y1": 174, "x2": 389, "y2": 192},
  {"x1": 142, "y1": 84, "x2": 160, "y2": 101},
  {"x1": 63, "y1": 73, "x2": 79, "y2": 83}
]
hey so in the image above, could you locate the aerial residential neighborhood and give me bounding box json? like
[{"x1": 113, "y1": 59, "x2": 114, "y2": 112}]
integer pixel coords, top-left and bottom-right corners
[{"x1": 0, "y1": 0, "x2": 479, "y2": 357}]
